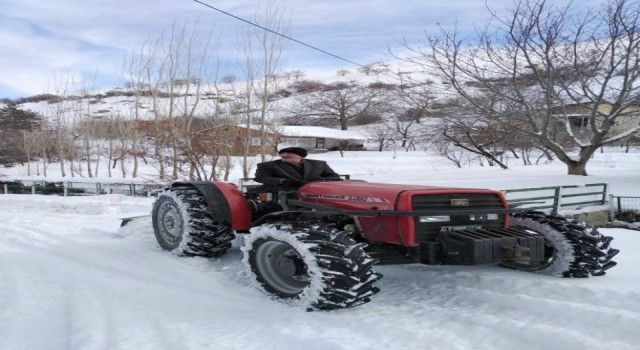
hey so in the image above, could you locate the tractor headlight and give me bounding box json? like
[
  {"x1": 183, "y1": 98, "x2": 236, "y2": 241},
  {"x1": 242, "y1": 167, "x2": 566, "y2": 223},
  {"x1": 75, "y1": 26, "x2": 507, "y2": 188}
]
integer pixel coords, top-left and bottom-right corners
[
  {"x1": 470, "y1": 213, "x2": 500, "y2": 221},
  {"x1": 419, "y1": 215, "x2": 450, "y2": 223}
]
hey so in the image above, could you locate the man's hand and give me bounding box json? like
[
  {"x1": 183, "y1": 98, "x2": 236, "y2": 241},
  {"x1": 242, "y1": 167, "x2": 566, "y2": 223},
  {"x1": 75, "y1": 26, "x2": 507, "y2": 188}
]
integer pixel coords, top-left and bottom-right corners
[{"x1": 281, "y1": 178, "x2": 306, "y2": 187}]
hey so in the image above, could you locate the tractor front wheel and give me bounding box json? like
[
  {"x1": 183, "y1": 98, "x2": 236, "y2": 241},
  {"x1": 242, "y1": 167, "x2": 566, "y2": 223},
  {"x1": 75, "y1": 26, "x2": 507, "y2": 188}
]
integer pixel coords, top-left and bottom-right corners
[
  {"x1": 504, "y1": 212, "x2": 618, "y2": 277},
  {"x1": 242, "y1": 221, "x2": 381, "y2": 310}
]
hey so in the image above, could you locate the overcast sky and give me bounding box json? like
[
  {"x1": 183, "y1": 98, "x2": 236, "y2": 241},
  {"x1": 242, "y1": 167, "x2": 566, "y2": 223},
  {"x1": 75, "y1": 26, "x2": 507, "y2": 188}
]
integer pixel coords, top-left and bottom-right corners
[{"x1": 0, "y1": 0, "x2": 603, "y2": 99}]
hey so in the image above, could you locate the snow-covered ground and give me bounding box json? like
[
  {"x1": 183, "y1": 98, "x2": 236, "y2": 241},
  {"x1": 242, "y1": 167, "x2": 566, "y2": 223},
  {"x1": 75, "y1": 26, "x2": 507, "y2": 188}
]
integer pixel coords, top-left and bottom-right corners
[
  {"x1": 1, "y1": 149, "x2": 639, "y2": 349},
  {"x1": 0, "y1": 194, "x2": 638, "y2": 350}
]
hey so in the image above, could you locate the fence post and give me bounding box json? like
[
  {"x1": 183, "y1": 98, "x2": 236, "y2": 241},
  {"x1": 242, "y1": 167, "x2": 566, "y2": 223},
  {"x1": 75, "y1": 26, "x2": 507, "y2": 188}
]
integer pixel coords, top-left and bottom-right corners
[
  {"x1": 552, "y1": 186, "x2": 561, "y2": 214},
  {"x1": 129, "y1": 184, "x2": 134, "y2": 196},
  {"x1": 617, "y1": 196, "x2": 622, "y2": 215},
  {"x1": 96, "y1": 183, "x2": 102, "y2": 195},
  {"x1": 609, "y1": 194, "x2": 615, "y2": 221},
  {"x1": 601, "y1": 183, "x2": 608, "y2": 205},
  {"x1": 3, "y1": 183, "x2": 7, "y2": 194},
  {"x1": 31, "y1": 184, "x2": 36, "y2": 195},
  {"x1": 63, "y1": 182, "x2": 68, "y2": 197}
]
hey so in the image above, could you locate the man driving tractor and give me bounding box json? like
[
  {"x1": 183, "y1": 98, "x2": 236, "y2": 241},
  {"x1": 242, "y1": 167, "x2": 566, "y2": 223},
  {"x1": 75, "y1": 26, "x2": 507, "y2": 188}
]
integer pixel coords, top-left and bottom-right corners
[{"x1": 254, "y1": 146, "x2": 341, "y2": 190}]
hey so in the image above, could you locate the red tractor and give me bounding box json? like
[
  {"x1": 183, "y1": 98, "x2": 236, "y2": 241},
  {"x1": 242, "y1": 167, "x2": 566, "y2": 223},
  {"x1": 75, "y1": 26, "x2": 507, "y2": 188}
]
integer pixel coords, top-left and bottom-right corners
[{"x1": 151, "y1": 179, "x2": 618, "y2": 310}]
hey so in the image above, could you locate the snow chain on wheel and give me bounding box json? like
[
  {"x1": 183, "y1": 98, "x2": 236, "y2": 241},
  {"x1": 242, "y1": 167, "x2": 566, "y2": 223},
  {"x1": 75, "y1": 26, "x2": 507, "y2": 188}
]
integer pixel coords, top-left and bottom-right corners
[
  {"x1": 152, "y1": 185, "x2": 234, "y2": 258},
  {"x1": 242, "y1": 221, "x2": 382, "y2": 310},
  {"x1": 507, "y1": 211, "x2": 619, "y2": 277}
]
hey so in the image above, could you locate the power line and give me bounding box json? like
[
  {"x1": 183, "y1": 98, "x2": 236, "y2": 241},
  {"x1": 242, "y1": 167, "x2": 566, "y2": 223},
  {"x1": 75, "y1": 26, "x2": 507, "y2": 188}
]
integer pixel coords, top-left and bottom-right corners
[{"x1": 191, "y1": 0, "x2": 421, "y2": 86}]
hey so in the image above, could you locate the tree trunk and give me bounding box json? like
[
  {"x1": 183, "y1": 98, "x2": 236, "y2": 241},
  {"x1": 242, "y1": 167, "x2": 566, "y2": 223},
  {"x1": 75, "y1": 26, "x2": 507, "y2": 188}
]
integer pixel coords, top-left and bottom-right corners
[
  {"x1": 567, "y1": 161, "x2": 588, "y2": 176},
  {"x1": 132, "y1": 154, "x2": 138, "y2": 178},
  {"x1": 26, "y1": 149, "x2": 31, "y2": 176},
  {"x1": 84, "y1": 137, "x2": 93, "y2": 178},
  {"x1": 94, "y1": 154, "x2": 100, "y2": 177},
  {"x1": 340, "y1": 116, "x2": 348, "y2": 130},
  {"x1": 120, "y1": 157, "x2": 126, "y2": 178},
  {"x1": 157, "y1": 141, "x2": 164, "y2": 180},
  {"x1": 59, "y1": 151, "x2": 66, "y2": 177},
  {"x1": 172, "y1": 141, "x2": 178, "y2": 180}
]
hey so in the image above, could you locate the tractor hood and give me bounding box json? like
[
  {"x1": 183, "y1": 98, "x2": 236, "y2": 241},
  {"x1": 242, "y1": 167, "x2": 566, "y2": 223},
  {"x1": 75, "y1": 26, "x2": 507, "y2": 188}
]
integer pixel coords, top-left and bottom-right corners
[{"x1": 298, "y1": 180, "x2": 505, "y2": 211}]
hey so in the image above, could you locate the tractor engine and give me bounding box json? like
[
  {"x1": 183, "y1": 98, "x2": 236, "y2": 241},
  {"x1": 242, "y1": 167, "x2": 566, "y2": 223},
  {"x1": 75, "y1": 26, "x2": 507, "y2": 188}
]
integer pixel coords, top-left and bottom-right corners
[{"x1": 297, "y1": 181, "x2": 545, "y2": 266}]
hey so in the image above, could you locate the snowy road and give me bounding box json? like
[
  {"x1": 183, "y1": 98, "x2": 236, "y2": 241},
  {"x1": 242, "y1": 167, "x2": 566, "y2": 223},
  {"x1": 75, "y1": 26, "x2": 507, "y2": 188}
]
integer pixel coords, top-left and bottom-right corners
[{"x1": 0, "y1": 194, "x2": 638, "y2": 350}]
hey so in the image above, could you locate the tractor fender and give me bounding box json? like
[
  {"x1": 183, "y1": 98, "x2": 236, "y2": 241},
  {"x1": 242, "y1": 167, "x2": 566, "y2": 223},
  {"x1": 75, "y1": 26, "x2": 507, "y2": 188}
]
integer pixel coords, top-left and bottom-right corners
[{"x1": 171, "y1": 181, "x2": 252, "y2": 231}]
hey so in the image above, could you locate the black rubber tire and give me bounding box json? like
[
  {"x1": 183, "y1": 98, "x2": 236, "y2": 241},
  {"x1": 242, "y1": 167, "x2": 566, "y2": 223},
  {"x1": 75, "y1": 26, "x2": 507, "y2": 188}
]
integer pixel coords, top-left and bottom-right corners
[
  {"x1": 152, "y1": 185, "x2": 234, "y2": 258},
  {"x1": 243, "y1": 221, "x2": 382, "y2": 310},
  {"x1": 506, "y1": 211, "x2": 619, "y2": 277}
]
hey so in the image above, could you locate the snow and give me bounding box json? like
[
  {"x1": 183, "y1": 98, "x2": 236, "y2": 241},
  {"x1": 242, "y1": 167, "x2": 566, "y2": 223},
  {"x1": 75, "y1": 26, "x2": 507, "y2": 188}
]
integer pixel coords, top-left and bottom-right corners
[
  {"x1": 0, "y1": 194, "x2": 638, "y2": 350},
  {"x1": 610, "y1": 220, "x2": 640, "y2": 230},
  {"x1": 1, "y1": 148, "x2": 639, "y2": 349}
]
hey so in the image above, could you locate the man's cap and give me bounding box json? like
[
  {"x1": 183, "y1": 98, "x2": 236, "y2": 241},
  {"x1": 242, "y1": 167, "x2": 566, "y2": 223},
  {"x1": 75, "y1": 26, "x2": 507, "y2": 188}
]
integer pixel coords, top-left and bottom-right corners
[{"x1": 278, "y1": 147, "x2": 308, "y2": 157}]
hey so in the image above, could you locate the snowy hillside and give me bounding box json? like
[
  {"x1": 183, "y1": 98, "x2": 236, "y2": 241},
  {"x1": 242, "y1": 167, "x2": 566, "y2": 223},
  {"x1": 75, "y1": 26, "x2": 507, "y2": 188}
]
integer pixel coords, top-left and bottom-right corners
[
  {"x1": 0, "y1": 194, "x2": 637, "y2": 350},
  {"x1": 10, "y1": 59, "x2": 430, "y2": 123}
]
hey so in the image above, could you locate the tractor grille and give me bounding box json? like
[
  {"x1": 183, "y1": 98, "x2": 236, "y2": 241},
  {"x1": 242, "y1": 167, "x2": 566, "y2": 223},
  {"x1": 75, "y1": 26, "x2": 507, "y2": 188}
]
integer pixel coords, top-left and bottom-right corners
[{"x1": 412, "y1": 194, "x2": 505, "y2": 242}]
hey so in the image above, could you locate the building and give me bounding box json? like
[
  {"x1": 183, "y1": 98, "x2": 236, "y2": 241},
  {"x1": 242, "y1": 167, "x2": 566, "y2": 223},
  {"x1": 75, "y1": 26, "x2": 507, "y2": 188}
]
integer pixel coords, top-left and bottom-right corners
[
  {"x1": 547, "y1": 101, "x2": 640, "y2": 149},
  {"x1": 275, "y1": 126, "x2": 366, "y2": 152},
  {"x1": 550, "y1": 101, "x2": 640, "y2": 135}
]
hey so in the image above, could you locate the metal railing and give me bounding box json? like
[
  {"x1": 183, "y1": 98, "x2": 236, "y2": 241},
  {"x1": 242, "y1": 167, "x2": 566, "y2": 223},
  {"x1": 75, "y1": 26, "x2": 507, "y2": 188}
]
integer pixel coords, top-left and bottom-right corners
[
  {"x1": 0, "y1": 180, "x2": 165, "y2": 197},
  {"x1": 0, "y1": 179, "x2": 611, "y2": 216},
  {"x1": 611, "y1": 195, "x2": 640, "y2": 214},
  {"x1": 503, "y1": 183, "x2": 608, "y2": 214}
]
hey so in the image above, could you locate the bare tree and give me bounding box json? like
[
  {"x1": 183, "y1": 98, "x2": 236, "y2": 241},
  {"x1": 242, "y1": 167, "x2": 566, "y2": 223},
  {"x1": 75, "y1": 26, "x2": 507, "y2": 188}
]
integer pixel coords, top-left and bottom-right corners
[
  {"x1": 239, "y1": 28, "x2": 258, "y2": 178},
  {"x1": 292, "y1": 82, "x2": 380, "y2": 130},
  {"x1": 138, "y1": 20, "x2": 218, "y2": 180},
  {"x1": 431, "y1": 137, "x2": 466, "y2": 168},
  {"x1": 48, "y1": 72, "x2": 73, "y2": 177},
  {"x1": 39, "y1": 124, "x2": 51, "y2": 177},
  {"x1": 401, "y1": 0, "x2": 640, "y2": 175},
  {"x1": 75, "y1": 77, "x2": 100, "y2": 178},
  {"x1": 123, "y1": 40, "x2": 155, "y2": 178},
  {"x1": 382, "y1": 82, "x2": 435, "y2": 150},
  {"x1": 252, "y1": 2, "x2": 289, "y2": 162},
  {"x1": 364, "y1": 123, "x2": 394, "y2": 151}
]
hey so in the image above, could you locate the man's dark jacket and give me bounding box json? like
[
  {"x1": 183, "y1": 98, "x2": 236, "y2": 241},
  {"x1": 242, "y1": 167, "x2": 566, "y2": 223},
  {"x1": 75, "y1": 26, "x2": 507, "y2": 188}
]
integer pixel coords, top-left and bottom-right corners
[{"x1": 254, "y1": 159, "x2": 340, "y2": 190}]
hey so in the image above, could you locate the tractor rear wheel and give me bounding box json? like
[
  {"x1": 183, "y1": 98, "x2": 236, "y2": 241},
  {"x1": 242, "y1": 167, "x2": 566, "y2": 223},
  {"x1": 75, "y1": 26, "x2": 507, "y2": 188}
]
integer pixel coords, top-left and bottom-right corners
[
  {"x1": 504, "y1": 212, "x2": 618, "y2": 277},
  {"x1": 242, "y1": 221, "x2": 381, "y2": 310},
  {"x1": 152, "y1": 185, "x2": 234, "y2": 258}
]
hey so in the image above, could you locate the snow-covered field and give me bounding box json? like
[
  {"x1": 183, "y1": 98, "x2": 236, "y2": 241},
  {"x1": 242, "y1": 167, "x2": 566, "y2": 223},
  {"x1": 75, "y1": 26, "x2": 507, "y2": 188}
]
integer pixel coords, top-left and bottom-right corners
[
  {"x1": 0, "y1": 194, "x2": 638, "y2": 350},
  {"x1": 1, "y1": 149, "x2": 640, "y2": 350}
]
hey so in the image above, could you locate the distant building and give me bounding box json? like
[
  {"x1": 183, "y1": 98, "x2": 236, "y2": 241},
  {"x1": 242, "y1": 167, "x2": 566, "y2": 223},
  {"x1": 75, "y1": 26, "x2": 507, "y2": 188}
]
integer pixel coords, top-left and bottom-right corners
[
  {"x1": 275, "y1": 126, "x2": 366, "y2": 152},
  {"x1": 134, "y1": 120, "x2": 368, "y2": 156},
  {"x1": 550, "y1": 101, "x2": 640, "y2": 137}
]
